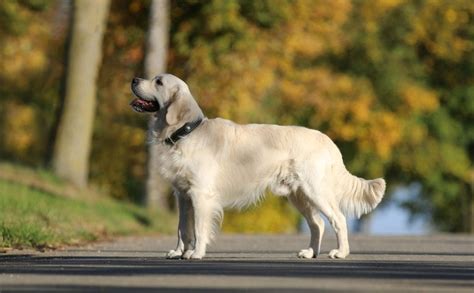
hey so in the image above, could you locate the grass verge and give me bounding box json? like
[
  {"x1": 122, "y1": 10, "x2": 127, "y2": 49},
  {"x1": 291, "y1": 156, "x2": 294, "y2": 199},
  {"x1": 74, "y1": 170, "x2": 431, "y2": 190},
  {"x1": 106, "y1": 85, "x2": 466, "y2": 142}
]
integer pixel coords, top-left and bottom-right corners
[{"x1": 0, "y1": 164, "x2": 174, "y2": 250}]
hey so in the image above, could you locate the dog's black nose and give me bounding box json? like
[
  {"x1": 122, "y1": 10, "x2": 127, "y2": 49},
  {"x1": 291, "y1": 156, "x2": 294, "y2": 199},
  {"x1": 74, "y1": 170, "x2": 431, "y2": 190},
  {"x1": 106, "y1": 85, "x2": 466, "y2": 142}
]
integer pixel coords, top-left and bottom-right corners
[{"x1": 132, "y1": 77, "x2": 140, "y2": 87}]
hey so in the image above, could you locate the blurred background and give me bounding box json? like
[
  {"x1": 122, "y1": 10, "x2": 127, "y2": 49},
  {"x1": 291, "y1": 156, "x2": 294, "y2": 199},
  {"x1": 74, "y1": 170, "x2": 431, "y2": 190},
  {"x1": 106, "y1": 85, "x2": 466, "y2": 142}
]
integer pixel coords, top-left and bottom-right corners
[{"x1": 0, "y1": 0, "x2": 472, "y2": 246}]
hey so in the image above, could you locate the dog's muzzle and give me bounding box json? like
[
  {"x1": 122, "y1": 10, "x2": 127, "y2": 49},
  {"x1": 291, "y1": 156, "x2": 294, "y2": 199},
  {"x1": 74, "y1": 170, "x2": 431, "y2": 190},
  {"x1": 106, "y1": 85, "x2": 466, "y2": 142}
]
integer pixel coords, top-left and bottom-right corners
[
  {"x1": 129, "y1": 98, "x2": 160, "y2": 113},
  {"x1": 130, "y1": 78, "x2": 160, "y2": 113}
]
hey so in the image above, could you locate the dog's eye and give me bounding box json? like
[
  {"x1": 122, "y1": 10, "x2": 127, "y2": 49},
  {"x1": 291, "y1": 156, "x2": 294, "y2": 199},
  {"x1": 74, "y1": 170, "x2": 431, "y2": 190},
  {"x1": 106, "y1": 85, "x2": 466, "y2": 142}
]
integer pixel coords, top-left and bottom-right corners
[{"x1": 155, "y1": 78, "x2": 163, "y2": 86}]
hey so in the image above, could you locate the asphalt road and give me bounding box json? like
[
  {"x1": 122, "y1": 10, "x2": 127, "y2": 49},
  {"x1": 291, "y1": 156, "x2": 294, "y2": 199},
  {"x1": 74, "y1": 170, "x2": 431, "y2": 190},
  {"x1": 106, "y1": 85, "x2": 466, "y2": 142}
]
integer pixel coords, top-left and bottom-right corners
[{"x1": 1, "y1": 234, "x2": 473, "y2": 292}]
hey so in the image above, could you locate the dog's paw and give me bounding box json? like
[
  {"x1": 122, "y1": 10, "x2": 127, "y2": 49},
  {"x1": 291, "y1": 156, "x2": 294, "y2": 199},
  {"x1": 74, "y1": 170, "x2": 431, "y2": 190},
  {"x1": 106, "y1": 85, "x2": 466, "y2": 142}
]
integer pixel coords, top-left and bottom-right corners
[
  {"x1": 166, "y1": 249, "x2": 183, "y2": 259},
  {"x1": 328, "y1": 249, "x2": 349, "y2": 259},
  {"x1": 181, "y1": 250, "x2": 195, "y2": 260},
  {"x1": 297, "y1": 248, "x2": 315, "y2": 259},
  {"x1": 190, "y1": 252, "x2": 204, "y2": 260},
  {"x1": 181, "y1": 250, "x2": 204, "y2": 260}
]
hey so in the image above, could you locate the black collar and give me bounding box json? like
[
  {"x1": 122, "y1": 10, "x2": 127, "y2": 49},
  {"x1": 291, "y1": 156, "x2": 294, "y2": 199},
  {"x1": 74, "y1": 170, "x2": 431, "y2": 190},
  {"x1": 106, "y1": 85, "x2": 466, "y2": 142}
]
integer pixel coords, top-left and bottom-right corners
[{"x1": 164, "y1": 118, "x2": 204, "y2": 146}]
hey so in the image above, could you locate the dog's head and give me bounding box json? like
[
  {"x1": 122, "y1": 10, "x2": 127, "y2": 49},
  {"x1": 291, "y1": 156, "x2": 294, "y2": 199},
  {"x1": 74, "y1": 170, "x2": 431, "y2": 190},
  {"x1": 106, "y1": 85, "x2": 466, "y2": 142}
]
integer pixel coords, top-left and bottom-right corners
[
  {"x1": 130, "y1": 74, "x2": 204, "y2": 138},
  {"x1": 130, "y1": 73, "x2": 191, "y2": 113}
]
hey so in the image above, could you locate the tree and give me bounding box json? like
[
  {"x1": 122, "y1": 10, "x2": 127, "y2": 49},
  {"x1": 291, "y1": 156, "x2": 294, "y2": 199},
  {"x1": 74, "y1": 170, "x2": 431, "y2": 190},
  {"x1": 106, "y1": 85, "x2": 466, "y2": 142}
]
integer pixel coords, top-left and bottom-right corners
[
  {"x1": 2, "y1": 0, "x2": 471, "y2": 233},
  {"x1": 0, "y1": 0, "x2": 55, "y2": 165},
  {"x1": 52, "y1": 0, "x2": 110, "y2": 187},
  {"x1": 169, "y1": 0, "x2": 472, "y2": 232},
  {"x1": 336, "y1": 0, "x2": 473, "y2": 232},
  {"x1": 144, "y1": 0, "x2": 171, "y2": 209}
]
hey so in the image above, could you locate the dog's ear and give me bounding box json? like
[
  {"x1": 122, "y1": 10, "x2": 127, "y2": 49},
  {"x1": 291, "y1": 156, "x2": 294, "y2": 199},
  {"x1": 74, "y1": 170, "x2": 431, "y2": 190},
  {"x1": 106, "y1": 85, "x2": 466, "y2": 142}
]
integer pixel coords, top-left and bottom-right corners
[{"x1": 165, "y1": 88, "x2": 202, "y2": 126}]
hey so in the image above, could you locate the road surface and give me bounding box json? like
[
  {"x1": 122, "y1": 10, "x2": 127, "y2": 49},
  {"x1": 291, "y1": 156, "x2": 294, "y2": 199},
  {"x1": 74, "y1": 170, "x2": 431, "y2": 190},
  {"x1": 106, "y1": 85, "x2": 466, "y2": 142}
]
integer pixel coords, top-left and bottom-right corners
[{"x1": 1, "y1": 234, "x2": 473, "y2": 292}]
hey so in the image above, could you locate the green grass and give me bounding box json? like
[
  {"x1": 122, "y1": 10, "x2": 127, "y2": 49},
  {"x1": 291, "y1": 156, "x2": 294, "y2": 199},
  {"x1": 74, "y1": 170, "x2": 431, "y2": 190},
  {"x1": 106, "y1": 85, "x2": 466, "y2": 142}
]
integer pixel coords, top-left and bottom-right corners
[{"x1": 0, "y1": 165, "x2": 174, "y2": 249}]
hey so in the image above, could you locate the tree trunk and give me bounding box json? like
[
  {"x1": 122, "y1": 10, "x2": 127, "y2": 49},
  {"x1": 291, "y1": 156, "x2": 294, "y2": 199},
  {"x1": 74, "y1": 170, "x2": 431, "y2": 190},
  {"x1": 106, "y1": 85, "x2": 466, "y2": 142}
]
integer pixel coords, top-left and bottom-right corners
[
  {"x1": 52, "y1": 0, "x2": 110, "y2": 188},
  {"x1": 144, "y1": 0, "x2": 170, "y2": 210}
]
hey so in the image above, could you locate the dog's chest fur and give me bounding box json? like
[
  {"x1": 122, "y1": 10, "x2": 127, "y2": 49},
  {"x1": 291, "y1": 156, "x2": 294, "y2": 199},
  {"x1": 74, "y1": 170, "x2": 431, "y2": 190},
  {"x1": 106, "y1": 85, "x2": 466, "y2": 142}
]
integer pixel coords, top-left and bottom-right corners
[
  {"x1": 155, "y1": 144, "x2": 191, "y2": 187},
  {"x1": 154, "y1": 141, "x2": 213, "y2": 195}
]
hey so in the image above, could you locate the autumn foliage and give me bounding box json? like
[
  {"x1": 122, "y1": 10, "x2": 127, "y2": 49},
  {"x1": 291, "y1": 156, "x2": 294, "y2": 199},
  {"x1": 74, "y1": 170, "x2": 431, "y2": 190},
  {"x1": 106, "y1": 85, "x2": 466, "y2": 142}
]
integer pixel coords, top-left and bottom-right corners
[{"x1": 0, "y1": 0, "x2": 472, "y2": 232}]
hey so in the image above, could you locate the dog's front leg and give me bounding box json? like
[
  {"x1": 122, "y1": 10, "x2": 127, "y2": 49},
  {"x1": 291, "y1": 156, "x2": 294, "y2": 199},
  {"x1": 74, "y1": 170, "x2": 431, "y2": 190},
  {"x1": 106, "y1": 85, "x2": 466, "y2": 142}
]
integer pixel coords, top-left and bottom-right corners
[
  {"x1": 180, "y1": 194, "x2": 195, "y2": 257},
  {"x1": 182, "y1": 193, "x2": 216, "y2": 260},
  {"x1": 167, "y1": 192, "x2": 195, "y2": 259}
]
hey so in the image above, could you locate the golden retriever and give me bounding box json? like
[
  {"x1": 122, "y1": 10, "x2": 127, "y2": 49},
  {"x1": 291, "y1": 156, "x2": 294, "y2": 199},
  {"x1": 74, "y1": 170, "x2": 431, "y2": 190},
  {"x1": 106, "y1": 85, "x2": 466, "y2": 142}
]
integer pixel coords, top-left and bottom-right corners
[{"x1": 130, "y1": 73, "x2": 386, "y2": 260}]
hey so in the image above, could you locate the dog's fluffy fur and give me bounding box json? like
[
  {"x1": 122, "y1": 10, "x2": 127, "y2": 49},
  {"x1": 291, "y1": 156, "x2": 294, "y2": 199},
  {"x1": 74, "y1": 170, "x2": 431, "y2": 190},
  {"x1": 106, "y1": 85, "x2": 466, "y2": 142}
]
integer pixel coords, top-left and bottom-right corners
[{"x1": 131, "y1": 74, "x2": 386, "y2": 260}]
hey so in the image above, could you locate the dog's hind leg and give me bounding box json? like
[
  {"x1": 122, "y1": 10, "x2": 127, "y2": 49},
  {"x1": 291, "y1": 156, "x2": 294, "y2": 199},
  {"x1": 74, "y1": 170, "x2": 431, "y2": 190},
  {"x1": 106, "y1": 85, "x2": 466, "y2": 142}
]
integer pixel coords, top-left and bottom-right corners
[
  {"x1": 324, "y1": 207, "x2": 349, "y2": 259},
  {"x1": 311, "y1": 193, "x2": 350, "y2": 259},
  {"x1": 289, "y1": 191, "x2": 325, "y2": 259},
  {"x1": 300, "y1": 179, "x2": 350, "y2": 259}
]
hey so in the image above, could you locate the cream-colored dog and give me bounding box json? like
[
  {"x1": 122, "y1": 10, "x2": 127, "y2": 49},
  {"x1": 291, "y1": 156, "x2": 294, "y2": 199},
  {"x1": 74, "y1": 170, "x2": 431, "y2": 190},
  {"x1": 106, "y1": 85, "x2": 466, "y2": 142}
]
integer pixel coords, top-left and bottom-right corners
[{"x1": 130, "y1": 73, "x2": 385, "y2": 260}]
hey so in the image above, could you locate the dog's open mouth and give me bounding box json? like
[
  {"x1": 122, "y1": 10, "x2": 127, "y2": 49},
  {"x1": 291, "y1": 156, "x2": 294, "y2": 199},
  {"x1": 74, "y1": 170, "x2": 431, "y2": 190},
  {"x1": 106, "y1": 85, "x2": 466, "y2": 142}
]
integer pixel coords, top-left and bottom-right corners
[{"x1": 130, "y1": 98, "x2": 160, "y2": 113}]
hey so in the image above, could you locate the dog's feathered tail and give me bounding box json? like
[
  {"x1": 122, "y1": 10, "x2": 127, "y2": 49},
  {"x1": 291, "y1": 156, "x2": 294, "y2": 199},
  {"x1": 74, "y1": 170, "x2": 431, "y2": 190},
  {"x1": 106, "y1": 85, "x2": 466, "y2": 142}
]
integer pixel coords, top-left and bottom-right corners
[{"x1": 339, "y1": 170, "x2": 386, "y2": 218}]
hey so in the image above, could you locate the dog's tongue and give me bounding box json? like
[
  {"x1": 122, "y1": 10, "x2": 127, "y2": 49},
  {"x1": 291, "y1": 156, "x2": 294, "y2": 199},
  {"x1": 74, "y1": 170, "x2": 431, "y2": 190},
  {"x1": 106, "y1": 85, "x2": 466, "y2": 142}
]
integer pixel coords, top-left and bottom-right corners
[
  {"x1": 130, "y1": 98, "x2": 145, "y2": 112},
  {"x1": 130, "y1": 98, "x2": 159, "y2": 113}
]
